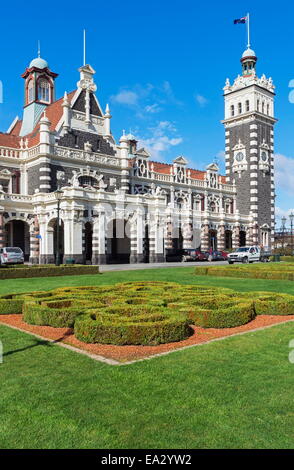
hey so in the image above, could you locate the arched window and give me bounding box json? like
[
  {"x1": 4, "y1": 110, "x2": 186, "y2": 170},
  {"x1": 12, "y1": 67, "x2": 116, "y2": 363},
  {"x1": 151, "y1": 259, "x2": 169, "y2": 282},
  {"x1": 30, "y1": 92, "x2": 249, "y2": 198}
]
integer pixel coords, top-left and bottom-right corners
[
  {"x1": 267, "y1": 103, "x2": 270, "y2": 115},
  {"x1": 78, "y1": 176, "x2": 98, "y2": 187},
  {"x1": 231, "y1": 105, "x2": 235, "y2": 117},
  {"x1": 262, "y1": 102, "x2": 265, "y2": 114},
  {"x1": 238, "y1": 102, "x2": 242, "y2": 114},
  {"x1": 246, "y1": 100, "x2": 250, "y2": 112},
  {"x1": 257, "y1": 99, "x2": 260, "y2": 112},
  {"x1": 28, "y1": 80, "x2": 34, "y2": 103},
  {"x1": 38, "y1": 79, "x2": 50, "y2": 103}
]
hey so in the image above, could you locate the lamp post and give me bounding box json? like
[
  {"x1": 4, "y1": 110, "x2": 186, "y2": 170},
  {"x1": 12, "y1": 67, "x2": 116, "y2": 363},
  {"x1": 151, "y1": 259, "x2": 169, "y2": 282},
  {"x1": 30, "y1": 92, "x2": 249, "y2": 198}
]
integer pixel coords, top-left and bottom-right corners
[
  {"x1": 281, "y1": 216, "x2": 287, "y2": 251},
  {"x1": 290, "y1": 212, "x2": 294, "y2": 255},
  {"x1": 54, "y1": 188, "x2": 63, "y2": 266}
]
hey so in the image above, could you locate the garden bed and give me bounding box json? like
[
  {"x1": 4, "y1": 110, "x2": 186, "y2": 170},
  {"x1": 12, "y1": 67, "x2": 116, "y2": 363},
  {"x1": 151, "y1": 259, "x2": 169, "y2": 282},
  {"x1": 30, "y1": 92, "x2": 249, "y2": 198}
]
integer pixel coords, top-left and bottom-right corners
[{"x1": 1, "y1": 313, "x2": 293, "y2": 362}]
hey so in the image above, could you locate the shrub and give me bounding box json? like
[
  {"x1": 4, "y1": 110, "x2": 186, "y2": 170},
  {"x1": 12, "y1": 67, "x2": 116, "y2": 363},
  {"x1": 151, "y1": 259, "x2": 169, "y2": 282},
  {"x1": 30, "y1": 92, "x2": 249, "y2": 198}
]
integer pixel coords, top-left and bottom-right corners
[
  {"x1": 0, "y1": 265, "x2": 100, "y2": 280},
  {"x1": 0, "y1": 299, "x2": 24, "y2": 314},
  {"x1": 190, "y1": 302, "x2": 255, "y2": 328},
  {"x1": 74, "y1": 308, "x2": 191, "y2": 345},
  {"x1": 22, "y1": 302, "x2": 88, "y2": 327}
]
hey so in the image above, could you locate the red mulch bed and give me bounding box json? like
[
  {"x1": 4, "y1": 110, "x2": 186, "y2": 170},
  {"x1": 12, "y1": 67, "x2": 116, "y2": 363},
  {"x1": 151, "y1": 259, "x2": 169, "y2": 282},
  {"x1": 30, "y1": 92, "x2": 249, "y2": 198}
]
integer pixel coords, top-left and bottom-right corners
[{"x1": 1, "y1": 314, "x2": 294, "y2": 362}]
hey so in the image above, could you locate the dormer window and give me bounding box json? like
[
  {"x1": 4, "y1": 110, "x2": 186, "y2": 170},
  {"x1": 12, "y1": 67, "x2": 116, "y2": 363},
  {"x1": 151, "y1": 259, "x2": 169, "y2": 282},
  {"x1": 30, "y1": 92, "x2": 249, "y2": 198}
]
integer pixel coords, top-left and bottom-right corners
[
  {"x1": 28, "y1": 80, "x2": 34, "y2": 103},
  {"x1": 38, "y1": 79, "x2": 50, "y2": 103}
]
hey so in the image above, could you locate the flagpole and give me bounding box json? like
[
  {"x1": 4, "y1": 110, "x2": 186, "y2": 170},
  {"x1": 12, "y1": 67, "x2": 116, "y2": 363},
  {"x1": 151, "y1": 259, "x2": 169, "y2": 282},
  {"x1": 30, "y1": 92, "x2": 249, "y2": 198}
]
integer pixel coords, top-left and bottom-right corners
[
  {"x1": 247, "y1": 12, "x2": 250, "y2": 48},
  {"x1": 83, "y1": 29, "x2": 86, "y2": 66}
]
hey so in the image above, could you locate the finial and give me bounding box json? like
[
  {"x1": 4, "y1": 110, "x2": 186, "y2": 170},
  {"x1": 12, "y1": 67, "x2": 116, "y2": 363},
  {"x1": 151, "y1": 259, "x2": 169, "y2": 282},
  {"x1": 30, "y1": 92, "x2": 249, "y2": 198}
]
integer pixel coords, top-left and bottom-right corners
[
  {"x1": 122, "y1": 129, "x2": 125, "y2": 135},
  {"x1": 38, "y1": 40, "x2": 41, "y2": 58},
  {"x1": 105, "y1": 103, "x2": 110, "y2": 114}
]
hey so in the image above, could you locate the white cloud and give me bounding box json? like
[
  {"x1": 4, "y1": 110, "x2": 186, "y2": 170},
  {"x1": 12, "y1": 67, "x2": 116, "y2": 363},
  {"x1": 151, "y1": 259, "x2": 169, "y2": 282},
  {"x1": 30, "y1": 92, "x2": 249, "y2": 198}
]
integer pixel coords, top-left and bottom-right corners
[
  {"x1": 111, "y1": 90, "x2": 139, "y2": 106},
  {"x1": 110, "y1": 81, "x2": 182, "y2": 117},
  {"x1": 144, "y1": 103, "x2": 162, "y2": 114},
  {"x1": 137, "y1": 120, "x2": 183, "y2": 160},
  {"x1": 275, "y1": 153, "x2": 294, "y2": 195},
  {"x1": 195, "y1": 94, "x2": 208, "y2": 107}
]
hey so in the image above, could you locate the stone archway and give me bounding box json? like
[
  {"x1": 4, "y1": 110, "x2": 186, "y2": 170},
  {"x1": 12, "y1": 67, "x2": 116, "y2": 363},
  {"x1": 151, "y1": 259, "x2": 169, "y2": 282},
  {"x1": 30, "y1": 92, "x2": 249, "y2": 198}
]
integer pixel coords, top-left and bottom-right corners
[
  {"x1": 5, "y1": 219, "x2": 30, "y2": 261},
  {"x1": 209, "y1": 229, "x2": 218, "y2": 251},
  {"x1": 225, "y1": 230, "x2": 233, "y2": 250},
  {"x1": 240, "y1": 230, "x2": 246, "y2": 247},
  {"x1": 84, "y1": 221, "x2": 93, "y2": 263},
  {"x1": 106, "y1": 218, "x2": 131, "y2": 264},
  {"x1": 47, "y1": 218, "x2": 64, "y2": 265}
]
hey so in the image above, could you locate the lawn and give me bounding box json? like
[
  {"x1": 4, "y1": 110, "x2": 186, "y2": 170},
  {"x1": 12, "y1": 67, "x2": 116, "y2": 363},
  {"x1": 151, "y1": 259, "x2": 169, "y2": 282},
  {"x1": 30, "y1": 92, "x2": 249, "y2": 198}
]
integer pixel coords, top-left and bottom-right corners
[
  {"x1": 1, "y1": 266, "x2": 294, "y2": 449},
  {"x1": 1, "y1": 321, "x2": 294, "y2": 448},
  {"x1": 0, "y1": 266, "x2": 294, "y2": 295}
]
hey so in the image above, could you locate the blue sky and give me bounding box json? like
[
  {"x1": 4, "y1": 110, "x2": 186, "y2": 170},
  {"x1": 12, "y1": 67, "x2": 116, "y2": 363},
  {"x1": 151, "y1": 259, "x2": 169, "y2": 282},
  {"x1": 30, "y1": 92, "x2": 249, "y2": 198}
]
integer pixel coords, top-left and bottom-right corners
[{"x1": 0, "y1": 0, "x2": 293, "y2": 228}]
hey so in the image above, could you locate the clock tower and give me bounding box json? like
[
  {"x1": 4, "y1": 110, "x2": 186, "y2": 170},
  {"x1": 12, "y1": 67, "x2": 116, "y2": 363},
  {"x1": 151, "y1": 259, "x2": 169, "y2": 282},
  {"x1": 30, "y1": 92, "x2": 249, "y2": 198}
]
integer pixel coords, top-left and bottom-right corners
[{"x1": 222, "y1": 45, "x2": 277, "y2": 248}]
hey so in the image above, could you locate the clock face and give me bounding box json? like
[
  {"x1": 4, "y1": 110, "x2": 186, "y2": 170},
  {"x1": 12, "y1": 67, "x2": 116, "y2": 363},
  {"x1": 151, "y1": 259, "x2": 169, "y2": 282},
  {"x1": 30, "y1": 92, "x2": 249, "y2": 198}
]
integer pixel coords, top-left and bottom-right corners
[
  {"x1": 261, "y1": 151, "x2": 268, "y2": 162},
  {"x1": 235, "y1": 152, "x2": 244, "y2": 162}
]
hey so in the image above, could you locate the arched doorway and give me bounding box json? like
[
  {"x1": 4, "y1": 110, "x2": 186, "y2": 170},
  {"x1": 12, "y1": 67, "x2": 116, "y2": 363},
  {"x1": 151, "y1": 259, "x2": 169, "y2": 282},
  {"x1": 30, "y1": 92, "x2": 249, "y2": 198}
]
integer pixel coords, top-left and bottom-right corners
[
  {"x1": 172, "y1": 226, "x2": 183, "y2": 251},
  {"x1": 107, "y1": 219, "x2": 131, "y2": 264},
  {"x1": 5, "y1": 220, "x2": 30, "y2": 261},
  {"x1": 209, "y1": 229, "x2": 218, "y2": 251},
  {"x1": 48, "y1": 218, "x2": 64, "y2": 265},
  {"x1": 84, "y1": 222, "x2": 93, "y2": 264},
  {"x1": 225, "y1": 230, "x2": 233, "y2": 250},
  {"x1": 240, "y1": 230, "x2": 246, "y2": 247}
]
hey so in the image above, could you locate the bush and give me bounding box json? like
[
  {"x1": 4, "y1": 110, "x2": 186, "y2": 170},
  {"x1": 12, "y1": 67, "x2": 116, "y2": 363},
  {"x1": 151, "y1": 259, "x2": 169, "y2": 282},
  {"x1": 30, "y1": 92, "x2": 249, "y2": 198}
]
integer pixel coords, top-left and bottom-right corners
[
  {"x1": 0, "y1": 265, "x2": 100, "y2": 280},
  {"x1": 3, "y1": 281, "x2": 294, "y2": 345},
  {"x1": 22, "y1": 302, "x2": 89, "y2": 327},
  {"x1": 0, "y1": 299, "x2": 24, "y2": 314},
  {"x1": 189, "y1": 302, "x2": 255, "y2": 328},
  {"x1": 74, "y1": 308, "x2": 191, "y2": 345}
]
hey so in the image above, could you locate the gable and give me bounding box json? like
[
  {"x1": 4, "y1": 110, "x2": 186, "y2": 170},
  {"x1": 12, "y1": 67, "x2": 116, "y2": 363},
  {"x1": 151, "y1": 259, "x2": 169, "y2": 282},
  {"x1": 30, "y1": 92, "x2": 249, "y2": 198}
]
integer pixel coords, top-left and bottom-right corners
[{"x1": 72, "y1": 90, "x2": 102, "y2": 117}]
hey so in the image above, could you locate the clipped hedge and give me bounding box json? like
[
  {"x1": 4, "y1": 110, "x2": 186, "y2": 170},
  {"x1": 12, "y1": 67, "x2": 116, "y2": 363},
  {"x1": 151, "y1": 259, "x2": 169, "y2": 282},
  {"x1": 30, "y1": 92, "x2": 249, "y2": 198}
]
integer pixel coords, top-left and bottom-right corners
[
  {"x1": 74, "y1": 308, "x2": 191, "y2": 345},
  {"x1": 0, "y1": 299, "x2": 24, "y2": 314},
  {"x1": 0, "y1": 265, "x2": 100, "y2": 280},
  {"x1": 194, "y1": 264, "x2": 294, "y2": 281},
  {"x1": 2, "y1": 281, "x2": 294, "y2": 345},
  {"x1": 22, "y1": 302, "x2": 87, "y2": 328}
]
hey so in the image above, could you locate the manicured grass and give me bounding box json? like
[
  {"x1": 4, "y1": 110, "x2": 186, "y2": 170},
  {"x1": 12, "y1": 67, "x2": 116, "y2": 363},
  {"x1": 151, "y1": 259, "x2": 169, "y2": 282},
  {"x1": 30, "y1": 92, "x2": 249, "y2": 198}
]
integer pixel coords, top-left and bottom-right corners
[
  {"x1": 0, "y1": 267, "x2": 294, "y2": 295},
  {"x1": 1, "y1": 321, "x2": 294, "y2": 448}
]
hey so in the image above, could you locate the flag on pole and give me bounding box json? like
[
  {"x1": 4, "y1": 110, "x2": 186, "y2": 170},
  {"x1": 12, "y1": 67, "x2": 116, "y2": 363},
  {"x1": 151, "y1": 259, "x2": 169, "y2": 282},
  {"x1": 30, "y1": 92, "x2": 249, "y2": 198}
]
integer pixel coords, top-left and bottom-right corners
[{"x1": 234, "y1": 17, "x2": 247, "y2": 24}]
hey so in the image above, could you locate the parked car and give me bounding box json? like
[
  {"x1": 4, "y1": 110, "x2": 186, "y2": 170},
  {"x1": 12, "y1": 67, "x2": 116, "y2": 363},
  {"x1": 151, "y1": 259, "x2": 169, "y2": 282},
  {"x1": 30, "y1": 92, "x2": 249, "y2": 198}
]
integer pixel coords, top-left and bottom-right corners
[
  {"x1": 195, "y1": 251, "x2": 209, "y2": 261},
  {"x1": 0, "y1": 247, "x2": 24, "y2": 266},
  {"x1": 205, "y1": 250, "x2": 228, "y2": 261},
  {"x1": 227, "y1": 246, "x2": 271, "y2": 264}
]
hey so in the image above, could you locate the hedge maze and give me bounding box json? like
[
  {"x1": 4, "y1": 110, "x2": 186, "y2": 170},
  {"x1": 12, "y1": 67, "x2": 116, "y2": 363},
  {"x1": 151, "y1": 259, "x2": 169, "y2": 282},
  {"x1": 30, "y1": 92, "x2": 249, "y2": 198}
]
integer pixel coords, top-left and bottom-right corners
[{"x1": 1, "y1": 282, "x2": 294, "y2": 345}]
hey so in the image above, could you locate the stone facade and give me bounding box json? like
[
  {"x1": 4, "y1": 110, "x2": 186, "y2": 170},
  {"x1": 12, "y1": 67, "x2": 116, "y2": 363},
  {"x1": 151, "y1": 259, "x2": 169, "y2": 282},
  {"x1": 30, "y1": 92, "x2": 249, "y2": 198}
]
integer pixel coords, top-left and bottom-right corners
[{"x1": 0, "y1": 48, "x2": 275, "y2": 264}]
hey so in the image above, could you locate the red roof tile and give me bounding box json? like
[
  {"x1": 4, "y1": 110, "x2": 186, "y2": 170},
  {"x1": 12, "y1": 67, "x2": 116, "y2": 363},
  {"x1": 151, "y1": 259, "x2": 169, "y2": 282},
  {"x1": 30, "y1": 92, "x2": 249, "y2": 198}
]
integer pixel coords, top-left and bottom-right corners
[{"x1": 0, "y1": 133, "x2": 21, "y2": 149}]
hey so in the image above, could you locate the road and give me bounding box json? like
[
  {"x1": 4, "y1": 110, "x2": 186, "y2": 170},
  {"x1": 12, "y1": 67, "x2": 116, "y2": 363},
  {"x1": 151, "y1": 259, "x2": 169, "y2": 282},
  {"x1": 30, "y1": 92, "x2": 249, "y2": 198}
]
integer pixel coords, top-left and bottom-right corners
[{"x1": 99, "y1": 260, "x2": 228, "y2": 272}]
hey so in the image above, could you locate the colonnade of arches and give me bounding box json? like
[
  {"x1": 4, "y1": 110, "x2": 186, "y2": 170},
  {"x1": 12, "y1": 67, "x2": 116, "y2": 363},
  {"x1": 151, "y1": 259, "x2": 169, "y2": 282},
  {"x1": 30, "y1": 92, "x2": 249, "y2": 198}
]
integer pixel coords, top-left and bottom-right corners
[{"x1": 1, "y1": 218, "x2": 250, "y2": 265}]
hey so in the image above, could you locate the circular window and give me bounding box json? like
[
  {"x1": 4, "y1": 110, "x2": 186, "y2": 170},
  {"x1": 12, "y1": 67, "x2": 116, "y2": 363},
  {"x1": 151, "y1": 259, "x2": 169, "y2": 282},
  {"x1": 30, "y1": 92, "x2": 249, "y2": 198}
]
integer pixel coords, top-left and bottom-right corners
[
  {"x1": 235, "y1": 152, "x2": 244, "y2": 162},
  {"x1": 261, "y1": 151, "x2": 268, "y2": 162}
]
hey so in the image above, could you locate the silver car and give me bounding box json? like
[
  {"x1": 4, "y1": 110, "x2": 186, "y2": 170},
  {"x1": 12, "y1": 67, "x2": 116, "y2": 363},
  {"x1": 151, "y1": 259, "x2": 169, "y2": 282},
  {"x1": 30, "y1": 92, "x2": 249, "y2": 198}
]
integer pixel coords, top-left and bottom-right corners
[{"x1": 0, "y1": 247, "x2": 25, "y2": 265}]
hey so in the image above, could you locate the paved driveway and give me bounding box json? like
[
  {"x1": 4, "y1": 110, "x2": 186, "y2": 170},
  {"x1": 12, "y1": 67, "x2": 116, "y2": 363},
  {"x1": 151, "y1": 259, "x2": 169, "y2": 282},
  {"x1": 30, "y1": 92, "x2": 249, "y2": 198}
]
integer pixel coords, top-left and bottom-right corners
[{"x1": 100, "y1": 260, "x2": 228, "y2": 272}]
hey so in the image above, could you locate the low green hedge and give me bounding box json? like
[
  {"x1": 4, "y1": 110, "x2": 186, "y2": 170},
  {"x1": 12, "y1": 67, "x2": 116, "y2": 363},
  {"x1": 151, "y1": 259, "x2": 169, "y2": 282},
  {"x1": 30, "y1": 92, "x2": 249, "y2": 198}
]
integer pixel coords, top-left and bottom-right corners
[
  {"x1": 74, "y1": 308, "x2": 191, "y2": 345},
  {"x1": 194, "y1": 265, "x2": 294, "y2": 281},
  {"x1": 0, "y1": 299, "x2": 24, "y2": 314},
  {"x1": 0, "y1": 265, "x2": 100, "y2": 280},
  {"x1": 2, "y1": 281, "x2": 294, "y2": 345},
  {"x1": 189, "y1": 302, "x2": 255, "y2": 328},
  {"x1": 22, "y1": 302, "x2": 86, "y2": 328}
]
